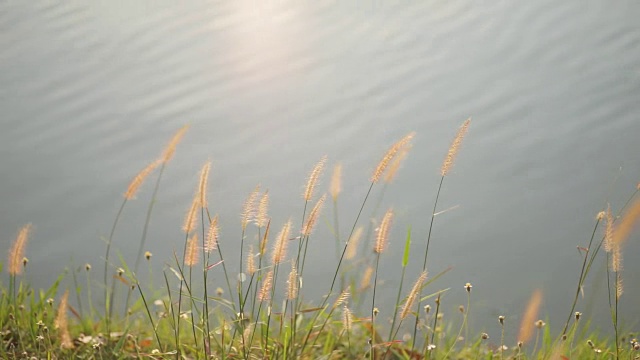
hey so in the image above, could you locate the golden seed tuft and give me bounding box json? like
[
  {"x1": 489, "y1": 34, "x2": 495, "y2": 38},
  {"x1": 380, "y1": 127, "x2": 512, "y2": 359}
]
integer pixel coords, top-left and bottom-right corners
[
  {"x1": 330, "y1": 163, "x2": 342, "y2": 201},
  {"x1": 441, "y1": 118, "x2": 471, "y2": 176},
  {"x1": 182, "y1": 193, "x2": 200, "y2": 234},
  {"x1": 345, "y1": 227, "x2": 363, "y2": 260},
  {"x1": 55, "y1": 290, "x2": 74, "y2": 349},
  {"x1": 246, "y1": 245, "x2": 256, "y2": 276},
  {"x1": 255, "y1": 191, "x2": 269, "y2": 228},
  {"x1": 8, "y1": 224, "x2": 32, "y2": 276},
  {"x1": 258, "y1": 270, "x2": 273, "y2": 302},
  {"x1": 124, "y1": 160, "x2": 160, "y2": 200},
  {"x1": 184, "y1": 234, "x2": 199, "y2": 267},
  {"x1": 286, "y1": 261, "x2": 298, "y2": 300},
  {"x1": 372, "y1": 132, "x2": 415, "y2": 183},
  {"x1": 241, "y1": 185, "x2": 260, "y2": 230},
  {"x1": 198, "y1": 161, "x2": 211, "y2": 208},
  {"x1": 302, "y1": 194, "x2": 326, "y2": 237},
  {"x1": 374, "y1": 209, "x2": 393, "y2": 254},
  {"x1": 464, "y1": 282, "x2": 472, "y2": 292},
  {"x1": 205, "y1": 215, "x2": 219, "y2": 253},
  {"x1": 518, "y1": 289, "x2": 542, "y2": 344},
  {"x1": 499, "y1": 315, "x2": 505, "y2": 325},
  {"x1": 342, "y1": 306, "x2": 354, "y2": 331},
  {"x1": 85, "y1": 263, "x2": 92, "y2": 271},
  {"x1": 304, "y1": 156, "x2": 327, "y2": 201},
  {"x1": 160, "y1": 125, "x2": 189, "y2": 164},
  {"x1": 400, "y1": 271, "x2": 428, "y2": 320},
  {"x1": 145, "y1": 251, "x2": 152, "y2": 260},
  {"x1": 271, "y1": 220, "x2": 292, "y2": 265}
]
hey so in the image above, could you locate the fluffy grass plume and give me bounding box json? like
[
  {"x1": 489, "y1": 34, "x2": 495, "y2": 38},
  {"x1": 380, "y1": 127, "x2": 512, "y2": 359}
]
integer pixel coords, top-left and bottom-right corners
[
  {"x1": 612, "y1": 196, "x2": 640, "y2": 245},
  {"x1": 360, "y1": 266, "x2": 374, "y2": 291},
  {"x1": 185, "y1": 234, "x2": 199, "y2": 267},
  {"x1": 271, "y1": 219, "x2": 292, "y2": 265},
  {"x1": 258, "y1": 270, "x2": 274, "y2": 302},
  {"x1": 604, "y1": 204, "x2": 614, "y2": 252},
  {"x1": 302, "y1": 194, "x2": 326, "y2": 237},
  {"x1": 345, "y1": 226, "x2": 363, "y2": 260},
  {"x1": 246, "y1": 245, "x2": 256, "y2": 275},
  {"x1": 124, "y1": 160, "x2": 160, "y2": 200},
  {"x1": 374, "y1": 209, "x2": 394, "y2": 254},
  {"x1": 333, "y1": 289, "x2": 350, "y2": 309},
  {"x1": 518, "y1": 289, "x2": 543, "y2": 344},
  {"x1": 205, "y1": 214, "x2": 219, "y2": 253},
  {"x1": 401, "y1": 271, "x2": 428, "y2": 320},
  {"x1": 330, "y1": 163, "x2": 342, "y2": 201},
  {"x1": 182, "y1": 194, "x2": 200, "y2": 234},
  {"x1": 160, "y1": 125, "x2": 189, "y2": 163},
  {"x1": 198, "y1": 161, "x2": 211, "y2": 208},
  {"x1": 441, "y1": 118, "x2": 471, "y2": 176},
  {"x1": 241, "y1": 185, "x2": 261, "y2": 230},
  {"x1": 286, "y1": 261, "x2": 299, "y2": 300},
  {"x1": 256, "y1": 191, "x2": 269, "y2": 228},
  {"x1": 55, "y1": 289, "x2": 74, "y2": 349},
  {"x1": 372, "y1": 132, "x2": 415, "y2": 183},
  {"x1": 8, "y1": 223, "x2": 31, "y2": 276},
  {"x1": 342, "y1": 306, "x2": 354, "y2": 330},
  {"x1": 304, "y1": 155, "x2": 327, "y2": 201},
  {"x1": 384, "y1": 146, "x2": 411, "y2": 183}
]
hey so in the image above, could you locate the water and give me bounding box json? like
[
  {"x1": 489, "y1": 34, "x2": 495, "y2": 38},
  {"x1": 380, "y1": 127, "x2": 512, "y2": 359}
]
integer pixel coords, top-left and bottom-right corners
[{"x1": 2, "y1": 1, "x2": 640, "y2": 339}]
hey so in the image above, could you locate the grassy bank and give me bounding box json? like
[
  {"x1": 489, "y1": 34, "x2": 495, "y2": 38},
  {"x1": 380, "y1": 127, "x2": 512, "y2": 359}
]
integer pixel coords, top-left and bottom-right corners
[{"x1": 2, "y1": 122, "x2": 639, "y2": 359}]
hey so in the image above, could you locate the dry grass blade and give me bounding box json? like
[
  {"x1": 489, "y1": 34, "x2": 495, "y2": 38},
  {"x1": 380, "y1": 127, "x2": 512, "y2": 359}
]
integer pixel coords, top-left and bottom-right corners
[
  {"x1": 441, "y1": 118, "x2": 471, "y2": 176},
  {"x1": 8, "y1": 224, "x2": 31, "y2": 276},
  {"x1": 517, "y1": 289, "x2": 542, "y2": 344},
  {"x1": 124, "y1": 160, "x2": 160, "y2": 200}
]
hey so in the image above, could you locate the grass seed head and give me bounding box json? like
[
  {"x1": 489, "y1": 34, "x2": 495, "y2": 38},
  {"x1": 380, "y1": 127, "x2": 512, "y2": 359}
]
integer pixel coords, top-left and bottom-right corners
[
  {"x1": 304, "y1": 155, "x2": 327, "y2": 201},
  {"x1": 8, "y1": 224, "x2": 32, "y2": 276},
  {"x1": 124, "y1": 160, "x2": 160, "y2": 200},
  {"x1": 330, "y1": 163, "x2": 342, "y2": 201},
  {"x1": 372, "y1": 132, "x2": 415, "y2": 183},
  {"x1": 441, "y1": 118, "x2": 471, "y2": 176},
  {"x1": 160, "y1": 125, "x2": 189, "y2": 164}
]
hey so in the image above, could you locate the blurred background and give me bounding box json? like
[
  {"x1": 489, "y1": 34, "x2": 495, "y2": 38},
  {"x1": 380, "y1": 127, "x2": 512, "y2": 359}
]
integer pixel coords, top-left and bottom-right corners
[{"x1": 1, "y1": 0, "x2": 639, "y2": 340}]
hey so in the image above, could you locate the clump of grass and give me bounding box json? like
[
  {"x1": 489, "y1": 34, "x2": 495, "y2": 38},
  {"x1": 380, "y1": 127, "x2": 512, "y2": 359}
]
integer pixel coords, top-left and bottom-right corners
[{"x1": 3, "y1": 122, "x2": 640, "y2": 360}]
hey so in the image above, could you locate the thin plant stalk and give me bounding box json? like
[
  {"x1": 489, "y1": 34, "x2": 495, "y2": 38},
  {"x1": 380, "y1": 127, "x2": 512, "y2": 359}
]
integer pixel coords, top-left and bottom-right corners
[{"x1": 413, "y1": 175, "x2": 444, "y2": 349}]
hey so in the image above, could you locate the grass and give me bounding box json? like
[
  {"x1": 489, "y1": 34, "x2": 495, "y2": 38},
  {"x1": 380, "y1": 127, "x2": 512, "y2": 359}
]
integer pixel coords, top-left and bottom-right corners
[{"x1": 2, "y1": 122, "x2": 640, "y2": 360}]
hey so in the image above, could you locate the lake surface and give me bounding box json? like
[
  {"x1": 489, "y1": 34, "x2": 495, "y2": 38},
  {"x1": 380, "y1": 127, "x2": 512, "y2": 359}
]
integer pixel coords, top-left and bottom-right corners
[{"x1": 2, "y1": 1, "x2": 640, "y2": 339}]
